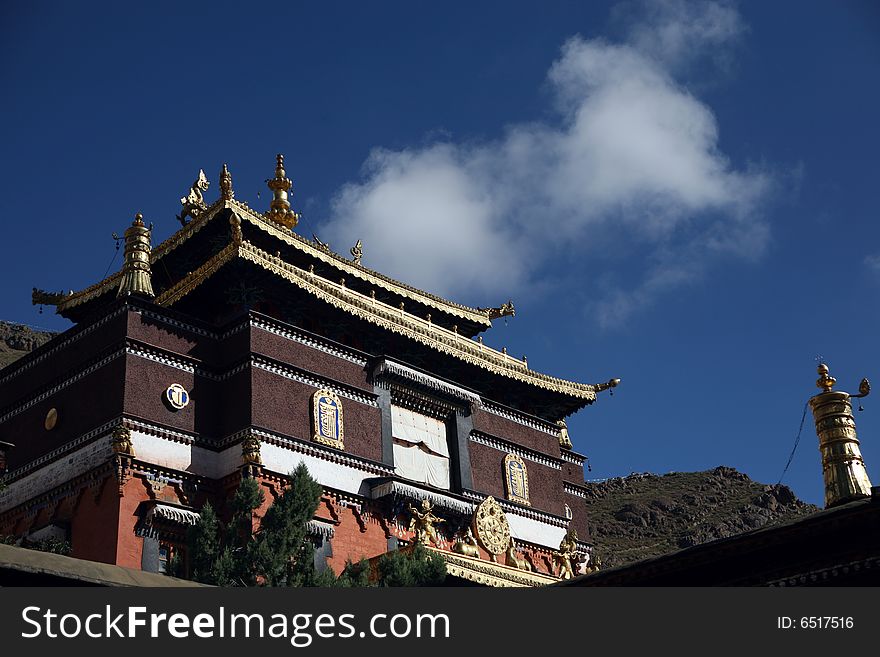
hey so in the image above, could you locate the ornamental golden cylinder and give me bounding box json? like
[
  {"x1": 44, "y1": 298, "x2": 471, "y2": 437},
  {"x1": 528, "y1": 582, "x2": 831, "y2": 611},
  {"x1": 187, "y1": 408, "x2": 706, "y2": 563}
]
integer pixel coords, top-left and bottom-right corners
[
  {"x1": 809, "y1": 389, "x2": 872, "y2": 508},
  {"x1": 117, "y1": 214, "x2": 155, "y2": 298}
]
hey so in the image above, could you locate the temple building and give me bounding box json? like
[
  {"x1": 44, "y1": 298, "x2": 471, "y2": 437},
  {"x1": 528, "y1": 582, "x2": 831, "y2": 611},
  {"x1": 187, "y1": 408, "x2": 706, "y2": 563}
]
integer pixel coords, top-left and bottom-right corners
[{"x1": 0, "y1": 156, "x2": 619, "y2": 587}]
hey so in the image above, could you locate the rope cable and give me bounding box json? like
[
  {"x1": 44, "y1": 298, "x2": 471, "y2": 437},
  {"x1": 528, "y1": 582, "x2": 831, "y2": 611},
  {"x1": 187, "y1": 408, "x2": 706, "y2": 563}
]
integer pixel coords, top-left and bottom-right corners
[{"x1": 777, "y1": 401, "x2": 809, "y2": 485}]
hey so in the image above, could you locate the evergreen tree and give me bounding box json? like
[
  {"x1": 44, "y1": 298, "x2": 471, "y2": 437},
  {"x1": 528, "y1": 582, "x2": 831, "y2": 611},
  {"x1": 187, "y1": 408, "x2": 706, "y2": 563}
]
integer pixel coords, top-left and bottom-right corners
[
  {"x1": 176, "y1": 464, "x2": 446, "y2": 587},
  {"x1": 249, "y1": 462, "x2": 323, "y2": 586},
  {"x1": 333, "y1": 559, "x2": 371, "y2": 587},
  {"x1": 185, "y1": 502, "x2": 222, "y2": 584},
  {"x1": 377, "y1": 543, "x2": 446, "y2": 587},
  {"x1": 226, "y1": 477, "x2": 264, "y2": 586}
]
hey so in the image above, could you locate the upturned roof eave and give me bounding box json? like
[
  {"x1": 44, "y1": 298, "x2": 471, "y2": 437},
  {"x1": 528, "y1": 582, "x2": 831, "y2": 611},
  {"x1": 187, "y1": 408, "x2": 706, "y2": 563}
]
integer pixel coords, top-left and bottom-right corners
[{"x1": 50, "y1": 198, "x2": 495, "y2": 330}]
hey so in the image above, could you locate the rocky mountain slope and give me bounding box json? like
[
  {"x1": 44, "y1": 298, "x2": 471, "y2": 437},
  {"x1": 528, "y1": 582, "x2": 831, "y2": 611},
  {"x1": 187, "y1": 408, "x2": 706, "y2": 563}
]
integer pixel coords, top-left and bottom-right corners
[
  {"x1": 0, "y1": 321, "x2": 57, "y2": 369},
  {"x1": 585, "y1": 466, "x2": 819, "y2": 568}
]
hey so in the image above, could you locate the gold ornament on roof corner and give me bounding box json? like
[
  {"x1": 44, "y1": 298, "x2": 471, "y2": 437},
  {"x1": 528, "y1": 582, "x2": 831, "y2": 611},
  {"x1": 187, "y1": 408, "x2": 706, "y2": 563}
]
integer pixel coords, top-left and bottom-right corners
[
  {"x1": 478, "y1": 300, "x2": 515, "y2": 320},
  {"x1": 594, "y1": 378, "x2": 621, "y2": 394},
  {"x1": 219, "y1": 163, "x2": 234, "y2": 201},
  {"x1": 32, "y1": 288, "x2": 69, "y2": 307},
  {"x1": 177, "y1": 169, "x2": 210, "y2": 226},
  {"x1": 241, "y1": 434, "x2": 262, "y2": 466},
  {"x1": 110, "y1": 425, "x2": 135, "y2": 456},
  {"x1": 265, "y1": 153, "x2": 300, "y2": 229},
  {"x1": 557, "y1": 419, "x2": 573, "y2": 450},
  {"x1": 117, "y1": 214, "x2": 155, "y2": 299},
  {"x1": 809, "y1": 362, "x2": 873, "y2": 508},
  {"x1": 472, "y1": 496, "x2": 511, "y2": 562}
]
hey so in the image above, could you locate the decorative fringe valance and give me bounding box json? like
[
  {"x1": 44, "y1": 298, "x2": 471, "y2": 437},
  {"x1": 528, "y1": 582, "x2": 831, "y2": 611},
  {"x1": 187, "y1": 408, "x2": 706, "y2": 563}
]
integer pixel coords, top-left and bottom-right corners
[
  {"x1": 374, "y1": 359, "x2": 482, "y2": 406},
  {"x1": 371, "y1": 480, "x2": 475, "y2": 515},
  {"x1": 148, "y1": 504, "x2": 200, "y2": 526}
]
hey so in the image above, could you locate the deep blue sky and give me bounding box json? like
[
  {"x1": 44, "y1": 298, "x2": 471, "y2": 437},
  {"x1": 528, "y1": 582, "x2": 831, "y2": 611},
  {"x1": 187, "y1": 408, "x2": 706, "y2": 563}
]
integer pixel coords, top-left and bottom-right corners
[{"x1": 2, "y1": 1, "x2": 879, "y2": 506}]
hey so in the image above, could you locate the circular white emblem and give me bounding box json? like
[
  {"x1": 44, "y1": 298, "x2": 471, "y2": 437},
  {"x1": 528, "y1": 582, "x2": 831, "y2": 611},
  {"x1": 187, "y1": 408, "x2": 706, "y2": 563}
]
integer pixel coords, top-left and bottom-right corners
[{"x1": 165, "y1": 384, "x2": 190, "y2": 409}]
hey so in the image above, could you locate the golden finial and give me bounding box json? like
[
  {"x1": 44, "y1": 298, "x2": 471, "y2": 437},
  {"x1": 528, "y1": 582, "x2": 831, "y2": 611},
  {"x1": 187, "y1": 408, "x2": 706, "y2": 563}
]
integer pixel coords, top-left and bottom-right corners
[
  {"x1": 220, "y1": 163, "x2": 234, "y2": 200},
  {"x1": 117, "y1": 213, "x2": 155, "y2": 299},
  {"x1": 809, "y1": 362, "x2": 873, "y2": 507},
  {"x1": 816, "y1": 363, "x2": 836, "y2": 392},
  {"x1": 266, "y1": 153, "x2": 300, "y2": 229}
]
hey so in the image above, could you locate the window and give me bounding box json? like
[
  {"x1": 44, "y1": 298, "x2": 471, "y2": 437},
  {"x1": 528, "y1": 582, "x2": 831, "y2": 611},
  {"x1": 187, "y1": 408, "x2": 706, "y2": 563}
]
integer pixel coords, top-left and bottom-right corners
[
  {"x1": 159, "y1": 544, "x2": 171, "y2": 574},
  {"x1": 391, "y1": 405, "x2": 450, "y2": 489}
]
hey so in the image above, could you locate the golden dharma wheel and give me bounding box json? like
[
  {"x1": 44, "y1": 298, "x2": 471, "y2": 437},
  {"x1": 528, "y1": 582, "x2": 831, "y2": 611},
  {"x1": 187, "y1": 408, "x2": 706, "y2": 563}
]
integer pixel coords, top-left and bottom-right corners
[{"x1": 472, "y1": 496, "x2": 511, "y2": 557}]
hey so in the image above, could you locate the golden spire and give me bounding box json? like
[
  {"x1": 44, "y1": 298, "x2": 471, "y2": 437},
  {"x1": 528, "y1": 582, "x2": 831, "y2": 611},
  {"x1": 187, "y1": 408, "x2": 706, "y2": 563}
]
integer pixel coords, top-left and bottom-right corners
[
  {"x1": 220, "y1": 163, "x2": 234, "y2": 200},
  {"x1": 816, "y1": 363, "x2": 836, "y2": 392},
  {"x1": 265, "y1": 153, "x2": 300, "y2": 229},
  {"x1": 117, "y1": 213, "x2": 155, "y2": 299},
  {"x1": 809, "y1": 363, "x2": 873, "y2": 508}
]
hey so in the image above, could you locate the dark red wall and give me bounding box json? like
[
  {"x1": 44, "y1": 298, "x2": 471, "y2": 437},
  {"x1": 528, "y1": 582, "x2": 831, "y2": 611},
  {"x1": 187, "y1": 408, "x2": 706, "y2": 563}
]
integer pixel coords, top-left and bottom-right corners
[
  {"x1": 471, "y1": 408, "x2": 559, "y2": 455},
  {"x1": 250, "y1": 367, "x2": 382, "y2": 463},
  {"x1": 468, "y1": 441, "x2": 565, "y2": 517}
]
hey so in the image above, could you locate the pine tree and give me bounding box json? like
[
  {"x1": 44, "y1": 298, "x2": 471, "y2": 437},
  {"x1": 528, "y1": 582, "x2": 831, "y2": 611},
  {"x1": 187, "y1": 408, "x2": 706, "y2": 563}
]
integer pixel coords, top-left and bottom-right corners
[
  {"x1": 177, "y1": 464, "x2": 447, "y2": 587},
  {"x1": 376, "y1": 543, "x2": 446, "y2": 587},
  {"x1": 249, "y1": 462, "x2": 323, "y2": 586},
  {"x1": 185, "y1": 502, "x2": 222, "y2": 584},
  {"x1": 227, "y1": 477, "x2": 264, "y2": 586}
]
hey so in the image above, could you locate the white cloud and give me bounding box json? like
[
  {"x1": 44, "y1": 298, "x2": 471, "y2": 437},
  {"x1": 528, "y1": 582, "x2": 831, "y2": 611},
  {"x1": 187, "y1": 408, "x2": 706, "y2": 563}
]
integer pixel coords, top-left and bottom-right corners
[
  {"x1": 620, "y1": 0, "x2": 745, "y2": 71},
  {"x1": 865, "y1": 253, "x2": 880, "y2": 273},
  {"x1": 321, "y1": 1, "x2": 771, "y2": 326}
]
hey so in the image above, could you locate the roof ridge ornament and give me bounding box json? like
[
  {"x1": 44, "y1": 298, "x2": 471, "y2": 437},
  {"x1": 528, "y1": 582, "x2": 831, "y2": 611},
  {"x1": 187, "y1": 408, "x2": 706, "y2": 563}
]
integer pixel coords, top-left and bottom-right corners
[
  {"x1": 313, "y1": 233, "x2": 332, "y2": 253},
  {"x1": 265, "y1": 153, "x2": 300, "y2": 230},
  {"x1": 478, "y1": 300, "x2": 516, "y2": 320},
  {"x1": 176, "y1": 169, "x2": 210, "y2": 226},
  {"x1": 219, "y1": 163, "x2": 234, "y2": 201},
  {"x1": 117, "y1": 213, "x2": 155, "y2": 299},
  {"x1": 350, "y1": 239, "x2": 363, "y2": 265}
]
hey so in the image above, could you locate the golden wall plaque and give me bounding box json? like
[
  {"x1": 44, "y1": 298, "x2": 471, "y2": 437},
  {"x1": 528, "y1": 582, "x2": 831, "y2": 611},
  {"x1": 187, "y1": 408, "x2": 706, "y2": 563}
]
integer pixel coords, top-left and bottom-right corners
[
  {"x1": 503, "y1": 453, "x2": 530, "y2": 505},
  {"x1": 312, "y1": 389, "x2": 344, "y2": 450}
]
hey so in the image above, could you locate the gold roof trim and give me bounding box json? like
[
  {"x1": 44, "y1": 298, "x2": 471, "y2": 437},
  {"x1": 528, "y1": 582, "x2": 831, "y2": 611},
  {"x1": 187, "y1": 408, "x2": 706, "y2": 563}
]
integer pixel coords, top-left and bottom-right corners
[
  {"x1": 154, "y1": 241, "x2": 238, "y2": 306},
  {"x1": 237, "y1": 241, "x2": 596, "y2": 399},
  {"x1": 229, "y1": 199, "x2": 493, "y2": 327},
  {"x1": 429, "y1": 548, "x2": 558, "y2": 587},
  {"x1": 53, "y1": 199, "x2": 232, "y2": 312},
  {"x1": 47, "y1": 217, "x2": 595, "y2": 398},
  {"x1": 146, "y1": 235, "x2": 595, "y2": 398},
  {"x1": 51, "y1": 196, "x2": 494, "y2": 327}
]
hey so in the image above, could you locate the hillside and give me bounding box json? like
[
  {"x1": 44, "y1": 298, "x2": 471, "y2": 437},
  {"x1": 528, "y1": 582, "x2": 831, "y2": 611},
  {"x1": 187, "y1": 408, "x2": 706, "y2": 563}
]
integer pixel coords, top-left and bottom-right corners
[
  {"x1": 585, "y1": 466, "x2": 819, "y2": 568},
  {"x1": 0, "y1": 321, "x2": 57, "y2": 369}
]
